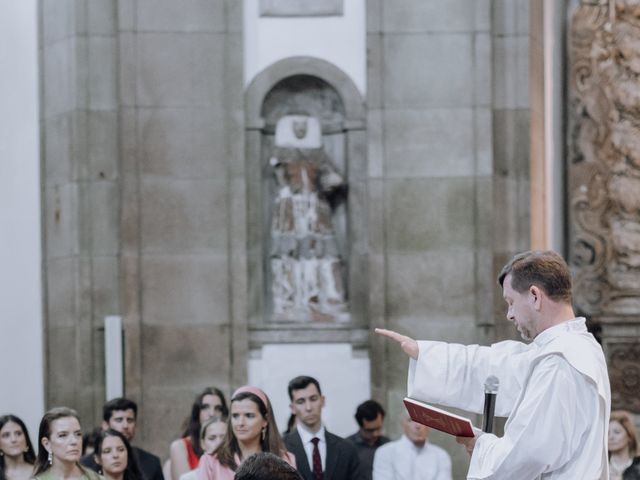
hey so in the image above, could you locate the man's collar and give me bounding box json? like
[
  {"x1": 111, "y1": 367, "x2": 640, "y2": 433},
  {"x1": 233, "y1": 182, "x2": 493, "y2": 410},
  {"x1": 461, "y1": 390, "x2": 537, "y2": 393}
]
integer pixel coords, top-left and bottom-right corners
[
  {"x1": 297, "y1": 423, "x2": 325, "y2": 443},
  {"x1": 351, "y1": 432, "x2": 367, "y2": 445},
  {"x1": 400, "y1": 434, "x2": 427, "y2": 452},
  {"x1": 534, "y1": 317, "x2": 586, "y2": 346}
]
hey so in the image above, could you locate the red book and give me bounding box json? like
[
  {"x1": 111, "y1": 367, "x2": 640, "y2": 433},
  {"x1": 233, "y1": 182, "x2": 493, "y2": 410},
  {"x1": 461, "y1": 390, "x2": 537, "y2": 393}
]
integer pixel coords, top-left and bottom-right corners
[{"x1": 403, "y1": 397, "x2": 475, "y2": 437}]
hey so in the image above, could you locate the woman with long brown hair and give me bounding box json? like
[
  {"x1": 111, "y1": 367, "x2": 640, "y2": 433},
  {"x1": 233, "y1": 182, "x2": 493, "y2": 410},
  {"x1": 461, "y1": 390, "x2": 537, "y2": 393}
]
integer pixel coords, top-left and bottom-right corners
[
  {"x1": 94, "y1": 429, "x2": 142, "y2": 480},
  {"x1": 0, "y1": 415, "x2": 36, "y2": 480},
  {"x1": 197, "y1": 386, "x2": 294, "y2": 480},
  {"x1": 33, "y1": 407, "x2": 100, "y2": 480},
  {"x1": 169, "y1": 387, "x2": 228, "y2": 480}
]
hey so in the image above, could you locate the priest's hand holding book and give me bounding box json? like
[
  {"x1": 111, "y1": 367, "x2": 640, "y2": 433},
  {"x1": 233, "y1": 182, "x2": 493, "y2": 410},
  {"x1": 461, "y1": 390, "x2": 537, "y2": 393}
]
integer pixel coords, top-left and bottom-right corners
[{"x1": 456, "y1": 427, "x2": 483, "y2": 456}]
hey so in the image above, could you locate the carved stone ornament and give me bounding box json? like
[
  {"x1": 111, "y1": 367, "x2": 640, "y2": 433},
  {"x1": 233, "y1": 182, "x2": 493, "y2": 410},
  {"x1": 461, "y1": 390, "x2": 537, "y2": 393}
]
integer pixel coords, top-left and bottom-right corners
[
  {"x1": 569, "y1": 0, "x2": 640, "y2": 315},
  {"x1": 608, "y1": 342, "x2": 640, "y2": 411}
]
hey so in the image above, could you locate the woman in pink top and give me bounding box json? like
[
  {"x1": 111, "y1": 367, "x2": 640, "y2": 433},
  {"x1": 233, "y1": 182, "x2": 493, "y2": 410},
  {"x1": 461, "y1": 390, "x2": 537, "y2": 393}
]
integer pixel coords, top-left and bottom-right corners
[{"x1": 197, "y1": 386, "x2": 296, "y2": 480}]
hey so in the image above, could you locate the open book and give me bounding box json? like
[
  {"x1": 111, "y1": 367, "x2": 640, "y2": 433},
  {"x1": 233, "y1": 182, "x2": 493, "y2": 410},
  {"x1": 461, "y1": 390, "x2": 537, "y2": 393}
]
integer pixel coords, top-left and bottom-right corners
[{"x1": 404, "y1": 397, "x2": 475, "y2": 437}]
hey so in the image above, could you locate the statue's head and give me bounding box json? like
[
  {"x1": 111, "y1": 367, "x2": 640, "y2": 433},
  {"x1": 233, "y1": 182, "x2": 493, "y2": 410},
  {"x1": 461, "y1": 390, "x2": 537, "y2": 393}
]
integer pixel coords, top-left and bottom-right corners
[
  {"x1": 292, "y1": 118, "x2": 308, "y2": 139},
  {"x1": 275, "y1": 115, "x2": 321, "y2": 148}
]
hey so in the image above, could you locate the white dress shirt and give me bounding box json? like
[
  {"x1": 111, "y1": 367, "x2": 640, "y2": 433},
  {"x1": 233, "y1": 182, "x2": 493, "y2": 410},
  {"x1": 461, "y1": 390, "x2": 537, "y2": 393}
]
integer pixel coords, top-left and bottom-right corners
[
  {"x1": 297, "y1": 423, "x2": 327, "y2": 472},
  {"x1": 373, "y1": 435, "x2": 452, "y2": 480},
  {"x1": 407, "y1": 318, "x2": 611, "y2": 479}
]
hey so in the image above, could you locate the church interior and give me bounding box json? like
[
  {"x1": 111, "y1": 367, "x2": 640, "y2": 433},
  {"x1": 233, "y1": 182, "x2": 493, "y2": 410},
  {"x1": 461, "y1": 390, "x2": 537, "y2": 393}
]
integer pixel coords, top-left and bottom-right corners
[{"x1": 2, "y1": 1, "x2": 639, "y2": 478}]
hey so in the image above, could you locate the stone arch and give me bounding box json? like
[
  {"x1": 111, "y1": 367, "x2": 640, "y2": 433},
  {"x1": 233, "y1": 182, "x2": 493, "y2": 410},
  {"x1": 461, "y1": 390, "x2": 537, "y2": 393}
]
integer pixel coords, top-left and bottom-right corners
[
  {"x1": 246, "y1": 56, "x2": 365, "y2": 126},
  {"x1": 244, "y1": 56, "x2": 368, "y2": 346}
]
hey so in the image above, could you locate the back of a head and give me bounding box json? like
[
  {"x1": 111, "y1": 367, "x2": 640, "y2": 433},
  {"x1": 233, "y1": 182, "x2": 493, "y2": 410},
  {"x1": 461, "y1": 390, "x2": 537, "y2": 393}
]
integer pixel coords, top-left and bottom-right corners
[
  {"x1": 103, "y1": 398, "x2": 137, "y2": 422},
  {"x1": 234, "y1": 452, "x2": 302, "y2": 480},
  {"x1": 498, "y1": 250, "x2": 573, "y2": 303},
  {"x1": 287, "y1": 376, "x2": 321, "y2": 400},
  {"x1": 355, "y1": 400, "x2": 385, "y2": 427}
]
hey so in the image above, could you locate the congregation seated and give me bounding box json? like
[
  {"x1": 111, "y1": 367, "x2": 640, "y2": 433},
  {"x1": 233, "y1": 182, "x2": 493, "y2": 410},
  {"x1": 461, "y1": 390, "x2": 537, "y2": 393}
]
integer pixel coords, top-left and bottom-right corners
[{"x1": 18, "y1": 381, "x2": 459, "y2": 480}]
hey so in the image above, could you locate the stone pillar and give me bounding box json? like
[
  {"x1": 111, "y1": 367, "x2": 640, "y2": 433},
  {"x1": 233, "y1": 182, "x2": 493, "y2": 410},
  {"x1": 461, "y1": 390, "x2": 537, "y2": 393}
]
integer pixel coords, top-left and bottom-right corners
[
  {"x1": 568, "y1": 0, "x2": 640, "y2": 412},
  {"x1": 41, "y1": 0, "x2": 245, "y2": 456},
  {"x1": 41, "y1": 0, "x2": 120, "y2": 424},
  {"x1": 366, "y1": 1, "x2": 531, "y2": 478}
]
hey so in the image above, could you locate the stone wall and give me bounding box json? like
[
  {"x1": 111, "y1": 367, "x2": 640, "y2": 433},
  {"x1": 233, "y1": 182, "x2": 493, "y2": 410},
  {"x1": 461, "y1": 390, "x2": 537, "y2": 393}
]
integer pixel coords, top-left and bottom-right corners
[
  {"x1": 41, "y1": 0, "x2": 244, "y2": 458},
  {"x1": 366, "y1": 1, "x2": 530, "y2": 476},
  {"x1": 41, "y1": 0, "x2": 120, "y2": 428},
  {"x1": 40, "y1": 0, "x2": 533, "y2": 472}
]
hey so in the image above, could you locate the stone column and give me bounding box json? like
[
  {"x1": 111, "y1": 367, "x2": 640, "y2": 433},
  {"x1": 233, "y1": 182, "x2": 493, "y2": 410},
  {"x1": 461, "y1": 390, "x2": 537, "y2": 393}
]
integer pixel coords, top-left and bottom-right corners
[
  {"x1": 41, "y1": 0, "x2": 120, "y2": 424},
  {"x1": 568, "y1": 0, "x2": 640, "y2": 412}
]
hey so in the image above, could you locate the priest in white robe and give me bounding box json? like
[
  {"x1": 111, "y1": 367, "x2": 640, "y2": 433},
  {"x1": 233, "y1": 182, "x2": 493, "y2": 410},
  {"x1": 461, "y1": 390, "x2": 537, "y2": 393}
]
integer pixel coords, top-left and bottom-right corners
[{"x1": 377, "y1": 250, "x2": 611, "y2": 480}]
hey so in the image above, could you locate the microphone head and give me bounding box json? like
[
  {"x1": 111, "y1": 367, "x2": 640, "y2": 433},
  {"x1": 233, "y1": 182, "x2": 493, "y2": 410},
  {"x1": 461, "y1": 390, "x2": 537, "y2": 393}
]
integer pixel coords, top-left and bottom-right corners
[{"x1": 484, "y1": 375, "x2": 500, "y2": 394}]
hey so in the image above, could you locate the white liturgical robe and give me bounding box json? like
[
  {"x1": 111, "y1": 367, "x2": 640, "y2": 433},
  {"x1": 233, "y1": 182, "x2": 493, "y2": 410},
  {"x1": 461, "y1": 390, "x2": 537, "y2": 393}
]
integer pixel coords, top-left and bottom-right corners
[
  {"x1": 373, "y1": 435, "x2": 452, "y2": 480},
  {"x1": 407, "y1": 318, "x2": 611, "y2": 480}
]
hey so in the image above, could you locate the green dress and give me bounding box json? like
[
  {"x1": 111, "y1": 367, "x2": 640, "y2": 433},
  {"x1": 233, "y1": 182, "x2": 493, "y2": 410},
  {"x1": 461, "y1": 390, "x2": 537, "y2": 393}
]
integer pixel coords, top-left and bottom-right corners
[{"x1": 33, "y1": 465, "x2": 103, "y2": 480}]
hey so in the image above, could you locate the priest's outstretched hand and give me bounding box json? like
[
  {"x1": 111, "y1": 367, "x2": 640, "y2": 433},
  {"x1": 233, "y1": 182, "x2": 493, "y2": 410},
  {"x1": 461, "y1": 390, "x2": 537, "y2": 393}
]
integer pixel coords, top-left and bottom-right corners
[{"x1": 375, "y1": 328, "x2": 419, "y2": 359}]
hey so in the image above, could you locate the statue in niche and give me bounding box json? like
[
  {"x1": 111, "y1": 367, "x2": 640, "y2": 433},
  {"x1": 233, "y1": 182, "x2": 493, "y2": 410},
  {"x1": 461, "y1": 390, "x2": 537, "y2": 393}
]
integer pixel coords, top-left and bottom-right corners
[{"x1": 268, "y1": 114, "x2": 348, "y2": 322}]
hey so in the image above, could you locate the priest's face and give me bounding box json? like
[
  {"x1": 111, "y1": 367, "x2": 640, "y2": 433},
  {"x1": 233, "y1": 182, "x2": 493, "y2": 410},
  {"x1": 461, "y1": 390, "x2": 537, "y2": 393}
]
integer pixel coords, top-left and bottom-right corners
[{"x1": 503, "y1": 274, "x2": 538, "y2": 341}]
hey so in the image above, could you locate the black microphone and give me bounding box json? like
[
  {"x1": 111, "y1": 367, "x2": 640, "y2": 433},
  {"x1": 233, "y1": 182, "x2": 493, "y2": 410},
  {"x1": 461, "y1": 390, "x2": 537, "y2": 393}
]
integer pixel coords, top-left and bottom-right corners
[{"x1": 482, "y1": 375, "x2": 499, "y2": 433}]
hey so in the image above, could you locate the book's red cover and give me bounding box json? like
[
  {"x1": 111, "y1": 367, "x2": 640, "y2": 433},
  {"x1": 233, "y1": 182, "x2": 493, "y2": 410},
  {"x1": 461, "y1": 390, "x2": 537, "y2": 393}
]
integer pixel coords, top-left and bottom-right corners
[{"x1": 403, "y1": 397, "x2": 475, "y2": 437}]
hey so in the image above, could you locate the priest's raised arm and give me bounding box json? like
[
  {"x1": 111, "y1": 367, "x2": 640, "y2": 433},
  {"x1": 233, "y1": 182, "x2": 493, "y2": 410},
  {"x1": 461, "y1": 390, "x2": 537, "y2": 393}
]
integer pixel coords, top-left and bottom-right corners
[{"x1": 376, "y1": 251, "x2": 611, "y2": 480}]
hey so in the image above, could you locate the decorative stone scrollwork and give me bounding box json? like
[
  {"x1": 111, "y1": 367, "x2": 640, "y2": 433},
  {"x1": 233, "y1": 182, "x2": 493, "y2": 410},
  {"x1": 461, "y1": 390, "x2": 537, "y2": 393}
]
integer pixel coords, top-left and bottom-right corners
[
  {"x1": 608, "y1": 342, "x2": 640, "y2": 411},
  {"x1": 569, "y1": 0, "x2": 640, "y2": 315}
]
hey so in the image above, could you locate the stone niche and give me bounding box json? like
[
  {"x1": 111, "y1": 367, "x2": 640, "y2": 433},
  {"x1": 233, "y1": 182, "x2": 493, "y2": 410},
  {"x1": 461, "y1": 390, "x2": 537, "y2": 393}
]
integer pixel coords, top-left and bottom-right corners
[{"x1": 245, "y1": 57, "x2": 366, "y2": 348}]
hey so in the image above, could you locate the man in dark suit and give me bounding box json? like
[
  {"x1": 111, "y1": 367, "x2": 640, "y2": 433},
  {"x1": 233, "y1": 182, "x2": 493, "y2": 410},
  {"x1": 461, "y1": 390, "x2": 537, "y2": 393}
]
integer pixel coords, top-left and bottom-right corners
[
  {"x1": 283, "y1": 376, "x2": 365, "y2": 480},
  {"x1": 81, "y1": 397, "x2": 164, "y2": 480}
]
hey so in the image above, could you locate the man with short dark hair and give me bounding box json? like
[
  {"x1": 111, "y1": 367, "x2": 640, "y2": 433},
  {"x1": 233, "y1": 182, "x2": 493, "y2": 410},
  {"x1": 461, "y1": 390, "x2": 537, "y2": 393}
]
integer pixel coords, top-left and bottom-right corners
[
  {"x1": 234, "y1": 452, "x2": 303, "y2": 480},
  {"x1": 347, "y1": 400, "x2": 390, "y2": 480},
  {"x1": 81, "y1": 397, "x2": 164, "y2": 480},
  {"x1": 377, "y1": 250, "x2": 611, "y2": 479},
  {"x1": 283, "y1": 376, "x2": 365, "y2": 480}
]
